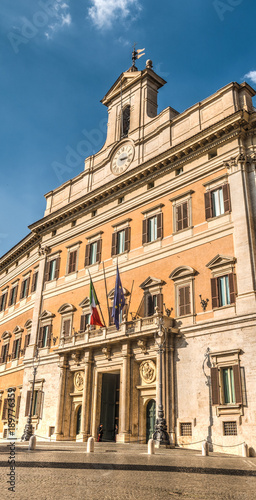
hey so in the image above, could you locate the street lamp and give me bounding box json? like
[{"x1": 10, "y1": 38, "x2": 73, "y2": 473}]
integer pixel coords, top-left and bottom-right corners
[
  {"x1": 153, "y1": 312, "x2": 170, "y2": 446},
  {"x1": 22, "y1": 348, "x2": 40, "y2": 441}
]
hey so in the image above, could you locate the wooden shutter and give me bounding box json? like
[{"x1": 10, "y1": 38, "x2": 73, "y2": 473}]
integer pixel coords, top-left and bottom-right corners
[
  {"x1": 228, "y1": 273, "x2": 236, "y2": 304},
  {"x1": 223, "y1": 183, "x2": 231, "y2": 213},
  {"x1": 211, "y1": 277, "x2": 219, "y2": 309},
  {"x1": 176, "y1": 205, "x2": 183, "y2": 232},
  {"x1": 46, "y1": 324, "x2": 52, "y2": 347},
  {"x1": 233, "y1": 364, "x2": 242, "y2": 405},
  {"x1": 84, "y1": 244, "x2": 90, "y2": 267},
  {"x1": 204, "y1": 191, "x2": 212, "y2": 220},
  {"x1": 36, "y1": 390, "x2": 43, "y2": 418},
  {"x1": 16, "y1": 395, "x2": 21, "y2": 420},
  {"x1": 96, "y1": 239, "x2": 102, "y2": 263},
  {"x1": 136, "y1": 296, "x2": 145, "y2": 318},
  {"x1": 183, "y1": 201, "x2": 188, "y2": 229},
  {"x1": 211, "y1": 367, "x2": 220, "y2": 405},
  {"x1": 145, "y1": 294, "x2": 153, "y2": 317},
  {"x1": 25, "y1": 277, "x2": 30, "y2": 298},
  {"x1": 179, "y1": 286, "x2": 185, "y2": 316},
  {"x1": 31, "y1": 272, "x2": 37, "y2": 293},
  {"x1": 111, "y1": 233, "x2": 118, "y2": 256},
  {"x1": 157, "y1": 293, "x2": 163, "y2": 314},
  {"x1": 11, "y1": 339, "x2": 17, "y2": 359},
  {"x1": 109, "y1": 306, "x2": 114, "y2": 325},
  {"x1": 2, "y1": 398, "x2": 8, "y2": 420},
  {"x1": 63, "y1": 319, "x2": 71, "y2": 337},
  {"x1": 38, "y1": 327, "x2": 44, "y2": 349},
  {"x1": 142, "y1": 219, "x2": 148, "y2": 245},
  {"x1": 8, "y1": 288, "x2": 13, "y2": 307},
  {"x1": 124, "y1": 227, "x2": 130, "y2": 252},
  {"x1": 184, "y1": 286, "x2": 191, "y2": 315},
  {"x1": 25, "y1": 391, "x2": 32, "y2": 417},
  {"x1": 13, "y1": 286, "x2": 18, "y2": 305},
  {"x1": 25, "y1": 334, "x2": 30, "y2": 349},
  {"x1": 68, "y1": 251, "x2": 77, "y2": 274},
  {"x1": 157, "y1": 212, "x2": 163, "y2": 239},
  {"x1": 45, "y1": 261, "x2": 51, "y2": 282},
  {"x1": 55, "y1": 257, "x2": 61, "y2": 279},
  {"x1": 4, "y1": 344, "x2": 9, "y2": 363},
  {"x1": 80, "y1": 315, "x2": 86, "y2": 332},
  {"x1": 0, "y1": 345, "x2": 5, "y2": 364}
]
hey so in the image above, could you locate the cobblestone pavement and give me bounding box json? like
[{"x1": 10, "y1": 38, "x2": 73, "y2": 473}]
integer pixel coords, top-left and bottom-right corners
[{"x1": 0, "y1": 440, "x2": 256, "y2": 500}]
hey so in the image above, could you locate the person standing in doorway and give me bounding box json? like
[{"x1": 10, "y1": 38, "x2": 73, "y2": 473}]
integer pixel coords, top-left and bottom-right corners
[{"x1": 97, "y1": 424, "x2": 103, "y2": 442}]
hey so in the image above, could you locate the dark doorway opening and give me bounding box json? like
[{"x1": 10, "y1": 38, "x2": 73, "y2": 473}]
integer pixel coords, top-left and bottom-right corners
[
  {"x1": 100, "y1": 373, "x2": 120, "y2": 441},
  {"x1": 146, "y1": 399, "x2": 156, "y2": 443},
  {"x1": 76, "y1": 405, "x2": 82, "y2": 435}
]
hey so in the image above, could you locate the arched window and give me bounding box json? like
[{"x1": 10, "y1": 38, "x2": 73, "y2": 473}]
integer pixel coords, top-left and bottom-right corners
[{"x1": 121, "y1": 106, "x2": 130, "y2": 138}]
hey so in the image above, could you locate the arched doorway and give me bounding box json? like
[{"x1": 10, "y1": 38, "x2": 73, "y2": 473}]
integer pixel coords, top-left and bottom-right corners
[
  {"x1": 146, "y1": 399, "x2": 156, "y2": 443},
  {"x1": 76, "y1": 405, "x2": 82, "y2": 435}
]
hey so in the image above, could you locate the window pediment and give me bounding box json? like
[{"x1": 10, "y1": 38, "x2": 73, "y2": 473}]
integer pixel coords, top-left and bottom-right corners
[
  {"x1": 58, "y1": 303, "x2": 76, "y2": 315},
  {"x1": 39, "y1": 310, "x2": 56, "y2": 320},
  {"x1": 2, "y1": 331, "x2": 12, "y2": 340},
  {"x1": 79, "y1": 297, "x2": 90, "y2": 309},
  {"x1": 206, "y1": 255, "x2": 235, "y2": 270},
  {"x1": 140, "y1": 277, "x2": 166, "y2": 290},
  {"x1": 169, "y1": 266, "x2": 196, "y2": 281},
  {"x1": 24, "y1": 319, "x2": 32, "y2": 329},
  {"x1": 108, "y1": 287, "x2": 130, "y2": 300},
  {"x1": 13, "y1": 326, "x2": 24, "y2": 335}
]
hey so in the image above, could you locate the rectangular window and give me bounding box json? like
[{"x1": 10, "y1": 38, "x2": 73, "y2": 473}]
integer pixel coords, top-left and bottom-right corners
[
  {"x1": 117, "y1": 230, "x2": 125, "y2": 254},
  {"x1": 148, "y1": 216, "x2": 158, "y2": 242},
  {"x1": 112, "y1": 228, "x2": 130, "y2": 256},
  {"x1": 204, "y1": 184, "x2": 231, "y2": 220},
  {"x1": 38, "y1": 325, "x2": 51, "y2": 349},
  {"x1": 42, "y1": 326, "x2": 49, "y2": 347},
  {"x1": 222, "y1": 367, "x2": 235, "y2": 404},
  {"x1": 0, "y1": 292, "x2": 7, "y2": 312},
  {"x1": 49, "y1": 260, "x2": 57, "y2": 281},
  {"x1": 90, "y1": 242, "x2": 97, "y2": 265},
  {"x1": 9, "y1": 286, "x2": 18, "y2": 306},
  {"x1": 218, "y1": 276, "x2": 230, "y2": 306},
  {"x1": 211, "y1": 273, "x2": 236, "y2": 308},
  {"x1": 68, "y1": 250, "x2": 77, "y2": 274},
  {"x1": 142, "y1": 212, "x2": 163, "y2": 244},
  {"x1": 45, "y1": 257, "x2": 60, "y2": 282},
  {"x1": 223, "y1": 421, "x2": 237, "y2": 436},
  {"x1": 180, "y1": 423, "x2": 192, "y2": 436},
  {"x1": 0, "y1": 344, "x2": 9, "y2": 364},
  {"x1": 25, "y1": 390, "x2": 43, "y2": 418},
  {"x1": 31, "y1": 271, "x2": 38, "y2": 292},
  {"x1": 145, "y1": 293, "x2": 163, "y2": 317},
  {"x1": 12, "y1": 339, "x2": 21, "y2": 360},
  {"x1": 24, "y1": 334, "x2": 30, "y2": 351},
  {"x1": 212, "y1": 188, "x2": 224, "y2": 217},
  {"x1": 80, "y1": 314, "x2": 91, "y2": 332},
  {"x1": 178, "y1": 285, "x2": 191, "y2": 316},
  {"x1": 176, "y1": 202, "x2": 188, "y2": 231},
  {"x1": 20, "y1": 277, "x2": 30, "y2": 300},
  {"x1": 62, "y1": 319, "x2": 71, "y2": 337}
]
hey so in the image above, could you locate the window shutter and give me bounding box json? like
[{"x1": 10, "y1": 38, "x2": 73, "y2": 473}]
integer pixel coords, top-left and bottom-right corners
[
  {"x1": 176, "y1": 205, "x2": 183, "y2": 232},
  {"x1": 136, "y1": 296, "x2": 145, "y2": 318},
  {"x1": 8, "y1": 289, "x2": 13, "y2": 307},
  {"x1": 2, "y1": 398, "x2": 8, "y2": 420},
  {"x1": 183, "y1": 201, "x2": 188, "y2": 229},
  {"x1": 204, "y1": 191, "x2": 212, "y2": 220},
  {"x1": 38, "y1": 327, "x2": 44, "y2": 349},
  {"x1": 4, "y1": 344, "x2": 9, "y2": 363},
  {"x1": 145, "y1": 294, "x2": 154, "y2": 317},
  {"x1": 45, "y1": 261, "x2": 51, "y2": 282},
  {"x1": 96, "y1": 239, "x2": 102, "y2": 263},
  {"x1": 80, "y1": 315, "x2": 86, "y2": 332},
  {"x1": 156, "y1": 293, "x2": 163, "y2": 314},
  {"x1": 228, "y1": 273, "x2": 236, "y2": 304},
  {"x1": 142, "y1": 219, "x2": 148, "y2": 245},
  {"x1": 84, "y1": 244, "x2": 90, "y2": 267},
  {"x1": 184, "y1": 286, "x2": 191, "y2": 315},
  {"x1": 179, "y1": 286, "x2": 185, "y2": 316},
  {"x1": 25, "y1": 277, "x2": 30, "y2": 298},
  {"x1": 31, "y1": 273, "x2": 37, "y2": 293},
  {"x1": 16, "y1": 395, "x2": 21, "y2": 420},
  {"x1": 36, "y1": 390, "x2": 43, "y2": 418},
  {"x1": 233, "y1": 364, "x2": 242, "y2": 405},
  {"x1": 157, "y1": 212, "x2": 163, "y2": 239},
  {"x1": 13, "y1": 286, "x2": 18, "y2": 305},
  {"x1": 124, "y1": 227, "x2": 130, "y2": 252},
  {"x1": 25, "y1": 391, "x2": 32, "y2": 417},
  {"x1": 12, "y1": 340, "x2": 17, "y2": 359},
  {"x1": 19, "y1": 281, "x2": 24, "y2": 299},
  {"x1": 211, "y1": 277, "x2": 219, "y2": 309},
  {"x1": 25, "y1": 334, "x2": 30, "y2": 349},
  {"x1": 0, "y1": 345, "x2": 4, "y2": 364},
  {"x1": 68, "y1": 251, "x2": 77, "y2": 274},
  {"x1": 211, "y1": 367, "x2": 220, "y2": 405},
  {"x1": 55, "y1": 257, "x2": 61, "y2": 279},
  {"x1": 223, "y1": 183, "x2": 231, "y2": 213},
  {"x1": 63, "y1": 319, "x2": 71, "y2": 337},
  {"x1": 46, "y1": 324, "x2": 52, "y2": 347},
  {"x1": 109, "y1": 306, "x2": 114, "y2": 325},
  {"x1": 111, "y1": 233, "x2": 118, "y2": 257}
]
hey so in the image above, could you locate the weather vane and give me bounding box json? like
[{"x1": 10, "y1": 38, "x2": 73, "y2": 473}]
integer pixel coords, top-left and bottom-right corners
[{"x1": 132, "y1": 43, "x2": 145, "y2": 67}]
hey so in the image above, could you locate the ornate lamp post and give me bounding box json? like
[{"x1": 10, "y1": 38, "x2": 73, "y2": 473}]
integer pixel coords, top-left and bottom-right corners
[
  {"x1": 22, "y1": 348, "x2": 40, "y2": 441},
  {"x1": 153, "y1": 312, "x2": 170, "y2": 446}
]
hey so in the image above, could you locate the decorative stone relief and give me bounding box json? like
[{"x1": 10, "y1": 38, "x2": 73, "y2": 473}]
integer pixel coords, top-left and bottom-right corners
[
  {"x1": 139, "y1": 360, "x2": 156, "y2": 384},
  {"x1": 74, "y1": 371, "x2": 84, "y2": 391}
]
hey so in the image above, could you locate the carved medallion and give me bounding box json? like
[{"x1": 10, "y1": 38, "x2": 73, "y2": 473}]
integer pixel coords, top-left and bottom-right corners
[
  {"x1": 140, "y1": 360, "x2": 156, "y2": 384},
  {"x1": 74, "y1": 371, "x2": 84, "y2": 391}
]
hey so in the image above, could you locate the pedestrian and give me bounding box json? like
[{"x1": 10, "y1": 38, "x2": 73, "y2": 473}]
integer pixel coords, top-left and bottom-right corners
[
  {"x1": 114, "y1": 423, "x2": 118, "y2": 442},
  {"x1": 97, "y1": 424, "x2": 103, "y2": 442}
]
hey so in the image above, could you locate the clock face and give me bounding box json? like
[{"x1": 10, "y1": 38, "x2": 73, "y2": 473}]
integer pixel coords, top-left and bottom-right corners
[{"x1": 111, "y1": 143, "x2": 134, "y2": 175}]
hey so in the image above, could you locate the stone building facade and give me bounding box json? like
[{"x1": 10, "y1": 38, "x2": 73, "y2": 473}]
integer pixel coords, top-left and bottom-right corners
[{"x1": 1, "y1": 60, "x2": 256, "y2": 454}]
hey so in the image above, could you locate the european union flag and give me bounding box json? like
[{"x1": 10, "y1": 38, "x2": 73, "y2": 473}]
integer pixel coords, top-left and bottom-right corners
[{"x1": 112, "y1": 265, "x2": 125, "y2": 330}]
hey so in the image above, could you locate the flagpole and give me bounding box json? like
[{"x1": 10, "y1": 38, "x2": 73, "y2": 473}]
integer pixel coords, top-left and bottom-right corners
[
  {"x1": 127, "y1": 279, "x2": 134, "y2": 320},
  {"x1": 102, "y1": 261, "x2": 110, "y2": 326},
  {"x1": 87, "y1": 269, "x2": 106, "y2": 328}
]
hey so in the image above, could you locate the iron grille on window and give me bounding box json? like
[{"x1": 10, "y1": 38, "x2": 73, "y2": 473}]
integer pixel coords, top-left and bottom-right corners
[
  {"x1": 223, "y1": 421, "x2": 237, "y2": 436},
  {"x1": 180, "y1": 422, "x2": 192, "y2": 436}
]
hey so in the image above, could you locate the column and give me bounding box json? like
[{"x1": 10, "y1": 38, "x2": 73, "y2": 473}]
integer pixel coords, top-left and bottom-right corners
[
  {"x1": 80, "y1": 351, "x2": 93, "y2": 442},
  {"x1": 55, "y1": 354, "x2": 68, "y2": 440},
  {"x1": 117, "y1": 343, "x2": 131, "y2": 443}
]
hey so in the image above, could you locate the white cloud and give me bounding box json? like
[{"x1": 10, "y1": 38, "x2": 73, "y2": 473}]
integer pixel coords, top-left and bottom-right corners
[
  {"x1": 244, "y1": 71, "x2": 256, "y2": 85},
  {"x1": 88, "y1": 0, "x2": 141, "y2": 29},
  {"x1": 45, "y1": 1, "x2": 71, "y2": 39}
]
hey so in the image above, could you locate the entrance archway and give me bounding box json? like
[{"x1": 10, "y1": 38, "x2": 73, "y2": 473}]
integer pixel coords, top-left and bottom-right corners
[
  {"x1": 146, "y1": 399, "x2": 156, "y2": 443},
  {"x1": 76, "y1": 405, "x2": 82, "y2": 435}
]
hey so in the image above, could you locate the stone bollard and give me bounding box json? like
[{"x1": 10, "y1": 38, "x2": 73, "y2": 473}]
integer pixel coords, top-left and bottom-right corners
[
  {"x1": 242, "y1": 443, "x2": 248, "y2": 457},
  {"x1": 148, "y1": 439, "x2": 155, "y2": 455},
  {"x1": 28, "y1": 435, "x2": 36, "y2": 451},
  {"x1": 202, "y1": 440, "x2": 209, "y2": 456},
  {"x1": 87, "y1": 437, "x2": 95, "y2": 453}
]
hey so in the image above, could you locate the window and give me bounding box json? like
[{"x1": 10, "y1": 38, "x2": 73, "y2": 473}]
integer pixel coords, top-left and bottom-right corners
[
  {"x1": 25, "y1": 390, "x2": 43, "y2": 418},
  {"x1": 112, "y1": 228, "x2": 130, "y2": 256},
  {"x1": 8, "y1": 285, "x2": 18, "y2": 307},
  {"x1": 137, "y1": 277, "x2": 165, "y2": 318},
  {"x1": 121, "y1": 105, "x2": 130, "y2": 138},
  {"x1": 211, "y1": 273, "x2": 236, "y2": 308},
  {"x1": 24, "y1": 334, "x2": 30, "y2": 351},
  {"x1": 170, "y1": 191, "x2": 193, "y2": 234},
  {"x1": 145, "y1": 293, "x2": 160, "y2": 316},
  {"x1": 68, "y1": 250, "x2": 77, "y2": 274},
  {"x1": 45, "y1": 257, "x2": 60, "y2": 282},
  {"x1": 0, "y1": 344, "x2": 9, "y2": 364},
  {"x1": 222, "y1": 367, "x2": 235, "y2": 404},
  {"x1": 2, "y1": 399, "x2": 8, "y2": 420},
  {"x1": 62, "y1": 319, "x2": 71, "y2": 337},
  {"x1": 0, "y1": 292, "x2": 8, "y2": 312},
  {"x1": 20, "y1": 276, "x2": 30, "y2": 300},
  {"x1": 223, "y1": 421, "x2": 237, "y2": 436},
  {"x1": 38, "y1": 325, "x2": 51, "y2": 349},
  {"x1": 211, "y1": 360, "x2": 243, "y2": 408},
  {"x1": 176, "y1": 202, "x2": 188, "y2": 232},
  {"x1": 80, "y1": 314, "x2": 91, "y2": 332},
  {"x1": 85, "y1": 240, "x2": 102, "y2": 267},
  {"x1": 180, "y1": 423, "x2": 192, "y2": 436},
  {"x1": 11, "y1": 338, "x2": 21, "y2": 360},
  {"x1": 178, "y1": 285, "x2": 191, "y2": 316},
  {"x1": 142, "y1": 206, "x2": 163, "y2": 245},
  {"x1": 204, "y1": 184, "x2": 231, "y2": 219},
  {"x1": 31, "y1": 271, "x2": 38, "y2": 293}
]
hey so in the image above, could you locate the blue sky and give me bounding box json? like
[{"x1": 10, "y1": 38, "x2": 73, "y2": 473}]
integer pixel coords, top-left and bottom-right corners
[{"x1": 1, "y1": 0, "x2": 256, "y2": 257}]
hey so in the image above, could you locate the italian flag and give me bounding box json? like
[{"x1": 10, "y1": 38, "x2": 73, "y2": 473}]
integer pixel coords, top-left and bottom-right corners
[{"x1": 90, "y1": 279, "x2": 103, "y2": 327}]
